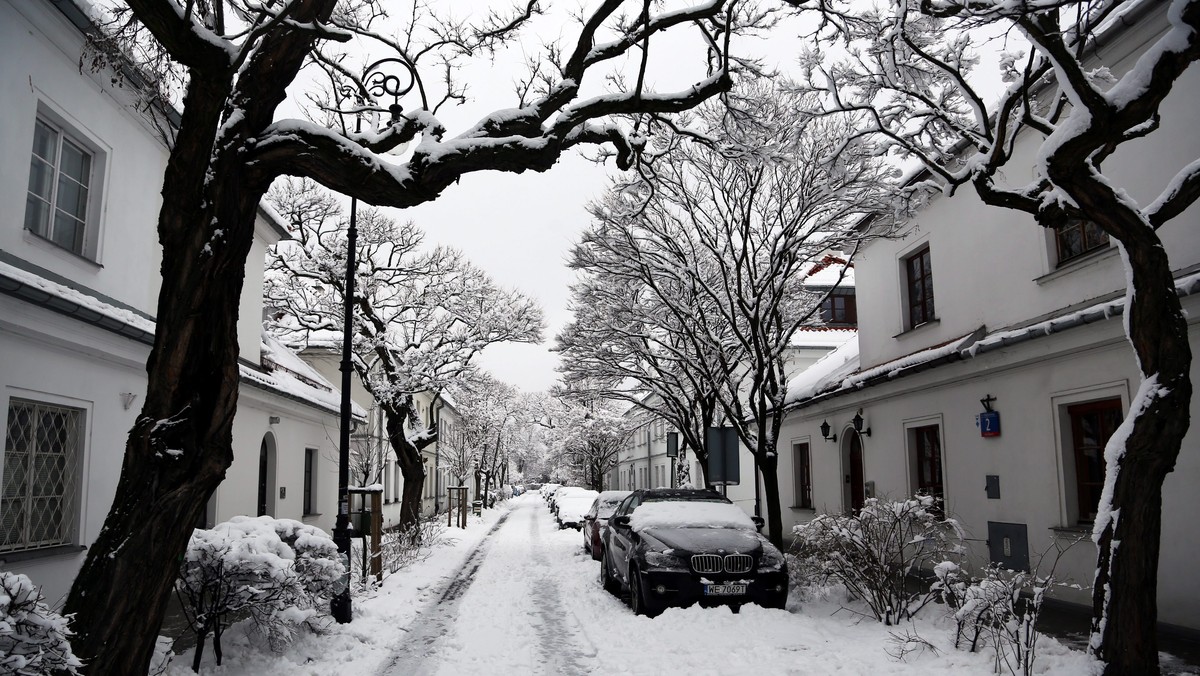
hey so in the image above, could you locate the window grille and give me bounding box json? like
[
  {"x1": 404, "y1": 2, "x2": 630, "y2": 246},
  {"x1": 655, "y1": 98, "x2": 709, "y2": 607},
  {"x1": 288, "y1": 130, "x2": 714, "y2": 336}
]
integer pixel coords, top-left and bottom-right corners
[{"x1": 3, "y1": 400, "x2": 83, "y2": 553}]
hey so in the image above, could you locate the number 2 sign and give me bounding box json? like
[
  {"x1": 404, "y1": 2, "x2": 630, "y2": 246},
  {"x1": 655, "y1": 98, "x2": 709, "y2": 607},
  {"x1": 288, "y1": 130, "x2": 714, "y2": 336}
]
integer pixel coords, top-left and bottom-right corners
[{"x1": 980, "y1": 411, "x2": 1001, "y2": 437}]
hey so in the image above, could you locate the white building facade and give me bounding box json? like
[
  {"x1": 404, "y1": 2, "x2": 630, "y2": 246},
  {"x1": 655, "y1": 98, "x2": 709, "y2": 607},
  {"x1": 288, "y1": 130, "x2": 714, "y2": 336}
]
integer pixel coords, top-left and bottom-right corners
[
  {"x1": 0, "y1": 0, "x2": 349, "y2": 607},
  {"x1": 773, "y1": 4, "x2": 1200, "y2": 632}
]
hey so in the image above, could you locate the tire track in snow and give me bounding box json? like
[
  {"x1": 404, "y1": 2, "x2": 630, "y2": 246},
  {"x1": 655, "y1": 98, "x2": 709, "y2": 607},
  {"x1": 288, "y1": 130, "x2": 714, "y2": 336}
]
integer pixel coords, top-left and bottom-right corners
[
  {"x1": 525, "y1": 505, "x2": 600, "y2": 675},
  {"x1": 376, "y1": 511, "x2": 511, "y2": 676}
]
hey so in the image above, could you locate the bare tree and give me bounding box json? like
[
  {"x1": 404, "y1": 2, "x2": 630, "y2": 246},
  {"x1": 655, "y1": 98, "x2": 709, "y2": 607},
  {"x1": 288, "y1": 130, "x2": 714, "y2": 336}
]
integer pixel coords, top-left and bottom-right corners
[
  {"x1": 265, "y1": 178, "x2": 542, "y2": 533},
  {"x1": 64, "y1": 0, "x2": 764, "y2": 667},
  {"x1": 783, "y1": 0, "x2": 1198, "y2": 671},
  {"x1": 561, "y1": 84, "x2": 891, "y2": 545},
  {"x1": 557, "y1": 274, "x2": 726, "y2": 487},
  {"x1": 538, "y1": 391, "x2": 631, "y2": 489}
]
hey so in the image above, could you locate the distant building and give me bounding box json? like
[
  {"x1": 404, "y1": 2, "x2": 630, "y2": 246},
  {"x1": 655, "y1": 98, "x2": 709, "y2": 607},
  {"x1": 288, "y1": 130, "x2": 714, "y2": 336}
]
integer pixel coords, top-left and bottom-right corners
[{"x1": 611, "y1": 256, "x2": 856, "y2": 517}]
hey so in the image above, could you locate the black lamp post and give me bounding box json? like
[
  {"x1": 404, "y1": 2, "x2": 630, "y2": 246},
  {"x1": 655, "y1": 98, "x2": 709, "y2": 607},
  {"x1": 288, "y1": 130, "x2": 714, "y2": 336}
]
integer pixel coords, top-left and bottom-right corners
[{"x1": 331, "y1": 57, "x2": 416, "y2": 625}]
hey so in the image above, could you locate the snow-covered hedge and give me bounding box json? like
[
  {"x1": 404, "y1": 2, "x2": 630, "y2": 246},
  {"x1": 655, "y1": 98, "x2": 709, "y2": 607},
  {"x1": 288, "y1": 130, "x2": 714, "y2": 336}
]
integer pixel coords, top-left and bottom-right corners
[
  {"x1": 176, "y1": 516, "x2": 345, "y2": 671},
  {"x1": 0, "y1": 571, "x2": 82, "y2": 675},
  {"x1": 790, "y1": 495, "x2": 964, "y2": 624}
]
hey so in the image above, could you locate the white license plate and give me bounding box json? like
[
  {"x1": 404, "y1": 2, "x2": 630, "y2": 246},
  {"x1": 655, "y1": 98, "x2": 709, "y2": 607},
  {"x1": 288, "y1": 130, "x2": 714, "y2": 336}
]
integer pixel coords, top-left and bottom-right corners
[{"x1": 703, "y1": 584, "x2": 747, "y2": 596}]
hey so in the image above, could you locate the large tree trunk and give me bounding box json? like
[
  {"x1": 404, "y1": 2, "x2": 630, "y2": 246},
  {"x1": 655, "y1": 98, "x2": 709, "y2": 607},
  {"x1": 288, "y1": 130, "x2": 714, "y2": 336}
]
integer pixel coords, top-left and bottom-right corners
[
  {"x1": 385, "y1": 409, "x2": 426, "y2": 534},
  {"x1": 1045, "y1": 163, "x2": 1193, "y2": 675},
  {"x1": 61, "y1": 70, "x2": 262, "y2": 672},
  {"x1": 1088, "y1": 236, "x2": 1191, "y2": 676},
  {"x1": 758, "y1": 453, "x2": 784, "y2": 548}
]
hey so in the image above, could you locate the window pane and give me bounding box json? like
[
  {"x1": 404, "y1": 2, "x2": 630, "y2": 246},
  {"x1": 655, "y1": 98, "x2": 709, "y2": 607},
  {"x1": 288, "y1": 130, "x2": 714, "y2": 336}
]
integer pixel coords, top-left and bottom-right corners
[
  {"x1": 56, "y1": 176, "x2": 88, "y2": 220},
  {"x1": 1083, "y1": 221, "x2": 1108, "y2": 250},
  {"x1": 1, "y1": 499, "x2": 25, "y2": 547},
  {"x1": 59, "y1": 140, "x2": 91, "y2": 185},
  {"x1": 31, "y1": 121, "x2": 58, "y2": 162},
  {"x1": 52, "y1": 212, "x2": 85, "y2": 253},
  {"x1": 27, "y1": 156, "x2": 55, "y2": 200}
]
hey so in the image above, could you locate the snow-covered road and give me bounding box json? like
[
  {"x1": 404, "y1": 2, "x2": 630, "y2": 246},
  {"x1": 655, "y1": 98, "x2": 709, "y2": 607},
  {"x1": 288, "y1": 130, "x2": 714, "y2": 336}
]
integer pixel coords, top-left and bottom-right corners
[
  {"x1": 371, "y1": 495, "x2": 1094, "y2": 676},
  {"x1": 378, "y1": 496, "x2": 601, "y2": 675},
  {"x1": 177, "y1": 494, "x2": 1101, "y2": 675}
]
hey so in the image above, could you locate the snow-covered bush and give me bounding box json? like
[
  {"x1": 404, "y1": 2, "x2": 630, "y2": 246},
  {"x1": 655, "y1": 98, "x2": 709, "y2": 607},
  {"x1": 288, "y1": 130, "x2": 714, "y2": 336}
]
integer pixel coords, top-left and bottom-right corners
[
  {"x1": 939, "y1": 541, "x2": 1083, "y2": 676},
  {"x1": 176, "y1": 516, "x2": 345, "y2": 672},
  {"x1": 0, "y1": 571, "x2": 82, "y2": 675},
  {"x1": 790, "y1": 495, "x2": 964, "y2": 624}
]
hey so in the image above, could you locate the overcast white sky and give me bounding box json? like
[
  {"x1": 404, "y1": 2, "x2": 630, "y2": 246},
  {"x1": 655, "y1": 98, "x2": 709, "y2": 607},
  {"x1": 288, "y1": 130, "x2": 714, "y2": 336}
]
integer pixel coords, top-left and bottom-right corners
[
  {"x1": 375, "y1": 5, "x2": 804, "y2": 394},
  {"x1": 403, "y1": 152, "x2": 609, "y2": 393}
]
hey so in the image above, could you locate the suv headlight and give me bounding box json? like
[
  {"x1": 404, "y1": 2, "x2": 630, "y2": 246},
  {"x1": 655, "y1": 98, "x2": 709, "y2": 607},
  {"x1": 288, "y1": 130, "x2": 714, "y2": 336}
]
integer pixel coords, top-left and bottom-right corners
[
  {"x1": 643, "y1": 550, "x2": 689, "y2": 571},
  {"x1": 757, "y1": 545, "x2": 785, "y2": 572}
]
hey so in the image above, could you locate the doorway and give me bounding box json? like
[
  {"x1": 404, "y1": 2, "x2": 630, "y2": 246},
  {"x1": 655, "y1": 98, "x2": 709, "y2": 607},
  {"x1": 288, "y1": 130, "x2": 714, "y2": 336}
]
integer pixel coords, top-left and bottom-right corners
[{"x1": 842, "y1": 429, "x2": 865, "y2": 512}]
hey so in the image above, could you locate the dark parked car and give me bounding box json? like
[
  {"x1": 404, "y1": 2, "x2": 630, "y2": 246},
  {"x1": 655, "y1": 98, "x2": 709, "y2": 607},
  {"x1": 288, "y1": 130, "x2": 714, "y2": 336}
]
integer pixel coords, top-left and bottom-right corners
[
  {"x1": 583, "y1": 490, "x2": 632, "y2": 560},
  {"x1": 599, "y1": 489, "x2": 788, "y2": 617}
]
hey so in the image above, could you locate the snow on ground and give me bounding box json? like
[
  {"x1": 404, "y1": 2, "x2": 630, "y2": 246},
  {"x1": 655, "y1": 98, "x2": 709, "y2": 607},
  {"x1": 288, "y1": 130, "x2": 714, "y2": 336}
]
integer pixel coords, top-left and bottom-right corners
[{"x1": 169, "y1": 495, "x2": 1101, "y2": 675}]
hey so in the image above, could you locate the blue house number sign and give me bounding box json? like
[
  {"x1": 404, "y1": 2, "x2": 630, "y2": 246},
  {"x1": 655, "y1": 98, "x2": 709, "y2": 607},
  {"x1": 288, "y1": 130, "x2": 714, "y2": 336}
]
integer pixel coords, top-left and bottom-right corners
[{"x1": 980, "y1": 411, "x2": 1001, "y2": 437}]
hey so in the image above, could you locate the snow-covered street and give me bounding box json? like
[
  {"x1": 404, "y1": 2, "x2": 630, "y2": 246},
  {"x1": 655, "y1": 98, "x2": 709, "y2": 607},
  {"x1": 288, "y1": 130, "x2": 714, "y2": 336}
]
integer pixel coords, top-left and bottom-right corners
[{"x1": 173, "y1": 495, "x2": 1108, "y2": 675}]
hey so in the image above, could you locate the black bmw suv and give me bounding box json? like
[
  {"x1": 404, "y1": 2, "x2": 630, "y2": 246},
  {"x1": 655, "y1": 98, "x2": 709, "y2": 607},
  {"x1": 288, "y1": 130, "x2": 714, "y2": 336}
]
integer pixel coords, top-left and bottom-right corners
[{"x1": 599, "y1": 489, "x2": 788, "y2": 616}]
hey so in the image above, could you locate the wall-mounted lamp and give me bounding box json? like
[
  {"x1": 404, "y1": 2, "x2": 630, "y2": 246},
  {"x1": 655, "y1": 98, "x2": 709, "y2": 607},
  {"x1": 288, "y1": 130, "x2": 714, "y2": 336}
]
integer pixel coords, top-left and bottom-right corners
[
  {"x1": 120, "y1": 392, "x2": 138, "y2": 411},
  {"x1": 852, "y1": 409, "x2": 871, "y2": 437},
  {"x1": 820, "y1": 419, "x2": 837, "y2": 443},
  {"x1": 269, "y1": 415, "x2": 281, "y2": 425}
]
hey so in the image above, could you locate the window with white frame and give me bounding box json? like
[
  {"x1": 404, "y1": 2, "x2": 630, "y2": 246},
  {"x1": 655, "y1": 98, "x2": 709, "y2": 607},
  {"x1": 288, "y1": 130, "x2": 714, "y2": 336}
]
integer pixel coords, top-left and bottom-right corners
[
  {"x1": 903, "y1": 245, "x2": 936, "y2": 329},
  {"x1": 1065, "y1": 398, "x2": 1122, "y2": 523},
  {"x1": 3, "y1": 399, "x2": 84, "y2": 553},
  {"x1": 24, "y1": 118, "x2": 98, "y2": 258},
  {"x1": 905, "y1": 418, "x2": 946, "y2": 517}
]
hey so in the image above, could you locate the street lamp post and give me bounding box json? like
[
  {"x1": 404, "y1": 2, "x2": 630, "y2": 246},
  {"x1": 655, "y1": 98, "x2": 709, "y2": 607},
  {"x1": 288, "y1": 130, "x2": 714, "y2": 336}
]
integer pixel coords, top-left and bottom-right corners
[{"x1": 331, "y1": 57, "x2": 416, "y2": 625}]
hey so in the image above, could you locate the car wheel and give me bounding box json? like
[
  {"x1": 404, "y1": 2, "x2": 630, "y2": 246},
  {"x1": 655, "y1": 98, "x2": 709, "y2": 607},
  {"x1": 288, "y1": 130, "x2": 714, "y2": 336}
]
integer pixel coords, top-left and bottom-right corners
[
  {"x1": 600, "y1": 556, "x2": 621, "y2": 596},
  {"x1": 628, "y1": 567, "x2": 662, "y2": 618}
]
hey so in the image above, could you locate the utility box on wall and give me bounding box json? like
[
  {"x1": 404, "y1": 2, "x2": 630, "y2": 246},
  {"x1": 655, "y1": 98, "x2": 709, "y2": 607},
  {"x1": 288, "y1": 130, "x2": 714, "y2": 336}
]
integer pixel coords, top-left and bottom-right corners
[{"x1": 987, "y1": 521, "x2": 1030, "y2": 572}]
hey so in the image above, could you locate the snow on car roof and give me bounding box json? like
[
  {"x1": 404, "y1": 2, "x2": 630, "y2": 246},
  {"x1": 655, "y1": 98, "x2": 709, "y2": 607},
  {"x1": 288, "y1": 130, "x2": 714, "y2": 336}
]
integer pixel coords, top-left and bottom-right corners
[
  {"x1": 629, "y1": 500, "x2": 756, "y2": 532},
  {"x1": 559, "y1": 491, "x2": 599, "y2": 504}
]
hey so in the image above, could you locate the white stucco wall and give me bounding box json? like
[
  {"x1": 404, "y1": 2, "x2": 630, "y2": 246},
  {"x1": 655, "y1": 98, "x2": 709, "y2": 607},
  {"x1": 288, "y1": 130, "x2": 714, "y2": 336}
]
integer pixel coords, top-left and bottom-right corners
[{"x1": 0, "y1": 0, "x2": 166, "y2": 317}]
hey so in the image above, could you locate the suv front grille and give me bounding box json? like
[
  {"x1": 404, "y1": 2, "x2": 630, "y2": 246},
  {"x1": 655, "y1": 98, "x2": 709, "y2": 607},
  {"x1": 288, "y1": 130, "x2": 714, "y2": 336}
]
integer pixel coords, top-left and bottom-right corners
[
  {"x1": 724, "y1": 553, "x2": 753, "y2": 573},
  {"x1": 691, "y1": 554, "x2": 723, "y2": 574},
  {"x1": 690, "y1": 553, "x2": 754, "y2": 574}
]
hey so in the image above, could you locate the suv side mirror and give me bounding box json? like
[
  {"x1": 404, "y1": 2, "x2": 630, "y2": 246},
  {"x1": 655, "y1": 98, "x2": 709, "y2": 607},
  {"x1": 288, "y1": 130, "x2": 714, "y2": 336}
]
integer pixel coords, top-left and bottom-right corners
[
  {"x1": 752, "y1": 516, "x2": 765, "y2": 531},
  {"x1": 612, "y1": 515, "x2": 632, "y2": 528}
]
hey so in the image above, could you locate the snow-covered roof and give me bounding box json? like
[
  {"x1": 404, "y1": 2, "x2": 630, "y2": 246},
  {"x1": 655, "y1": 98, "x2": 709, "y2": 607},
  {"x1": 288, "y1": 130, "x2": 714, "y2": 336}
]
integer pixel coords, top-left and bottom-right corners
[
  {"x1": 788, "y1": 327, "x2": 857, "y2": 350},
  {"x1": 0, "y1": 256, "x2": 360, "y2": 420},
  {"x1": 785, "y1": 268, "x2": 1200, "y2": 410},
  {"x1": 253, "y1": 334, "x2": 367, "y2": 419}
]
